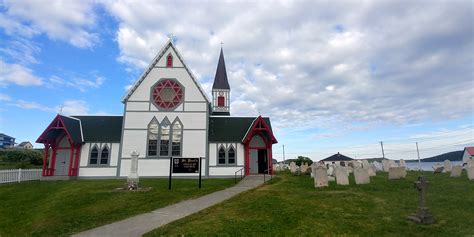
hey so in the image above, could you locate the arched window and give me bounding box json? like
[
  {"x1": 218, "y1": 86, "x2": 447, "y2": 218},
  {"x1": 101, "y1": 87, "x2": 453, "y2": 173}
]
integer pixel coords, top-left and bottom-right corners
[
  {"x1": 147, "y1": 118, "x2": 159, "y2": 157},
  {"x1": 218, "y1": 146, "x2": 226, "y2": 165},
  {"x1": 90, "y1": 146, "x2": 99, "y2": 165},
  {"x1": 160, "y1": 117, "x2": 171, "y2": 156},
  {"x1": 218, "y1": 96, "x2": 225, "y2": 107},
  {"x1": 171, "y1": 119, "x2": 182, "y2": 156},
  {"x1": 166, "y1": 53, "x2": 173, "y2": 67},
  {"x1": 100, "y1": 145, "x2": 109, "y2": 165},
  {"x1": 228, "y1": 146, "x2": 236, "y2": 164}
]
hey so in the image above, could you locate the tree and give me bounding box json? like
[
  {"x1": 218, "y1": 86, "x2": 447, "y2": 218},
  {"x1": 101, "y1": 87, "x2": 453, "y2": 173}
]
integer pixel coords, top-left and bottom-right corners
[{"x1": 286, "y1": 156, "x2": 313, "y2": 166}]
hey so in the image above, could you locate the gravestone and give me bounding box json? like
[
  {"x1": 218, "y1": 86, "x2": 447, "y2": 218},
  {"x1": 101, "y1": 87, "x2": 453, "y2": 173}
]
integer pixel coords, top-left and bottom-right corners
[
  {"x1": 389, "y1": 166, "x2": 406, "y2": 180},
  {"x1": 361, "y1": 160, "x2": 370, "y2": 168},
  {"x1": 300, "y1": 163, "x2": 309, "y2": 174},
  {"x1": 407, "y1": 176, "x2": 435, "y2": 224},
  {"x1": 373, "y1": 161, "x2": 383, "y2": 172},
  {"x1": 290, "y1": 162, "x2": 298, "y2": 174},
  {"x1": 389, "y1": 160, "x2": 397, "y2": 168},
  {"x1": 354, "y1": 167, "x2": 370, "y2": 184},
  {"x1": 127, "y1": 151, "x2": 140, "y2": 190},
  {"x1": 382, "y1": 160, "x2": 390, "y2": 172},
  {"x1": 314, "y1": 165, "x2": 328, "y2": 188},
  {"x1": 450, "y1": 165, "x2": 462, "y2": 177},
  {"x1": 399, "y1": 159, "x2": 406, "y2": 167},
  {"x1": 443, "y1": 160, "x2": 452, "y2": 173},
  {"x1": 467, "y1": 166, "x2": 474, "y2": 181},
  {"x1": 335, "y1": 166, "x2": 349, "y2": 185},
  {"x1": 367, "y1": 166, "x2": 376, "y2": 177},
  {"x1": 432, "y1": 163, "x2": 444, "y2": 173},
  {"x1": 327, "y1": 165, "x2": 335, "y2": 176},
  {"x1": 340, "y1": 161, "x2": 346, "y2": 167}
]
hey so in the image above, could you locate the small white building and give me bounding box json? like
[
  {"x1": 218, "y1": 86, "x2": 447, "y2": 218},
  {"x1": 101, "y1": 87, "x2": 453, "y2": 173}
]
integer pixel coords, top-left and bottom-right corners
[
  {"x1": 462, "y1": 147, "x2": 474, "y2": 165},
  {"x1": 36, "y1": 40, "x2": 277, "y2": 179},
  {"x1": 16, "y1": 141, "x2": 33, "y2": 150}
]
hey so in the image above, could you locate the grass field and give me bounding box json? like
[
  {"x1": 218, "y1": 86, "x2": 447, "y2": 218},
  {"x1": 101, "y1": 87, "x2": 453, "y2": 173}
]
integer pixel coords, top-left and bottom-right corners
[
  {"x1": 0, "y1": 178, "x2": 234, "y2": 236},
  {"x1": 147, "y1": 171, "x2": 474, "y2": 236}
]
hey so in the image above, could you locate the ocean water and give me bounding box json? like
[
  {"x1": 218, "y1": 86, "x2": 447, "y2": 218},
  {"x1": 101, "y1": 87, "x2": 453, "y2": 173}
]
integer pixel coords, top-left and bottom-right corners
[{"x1": 405, "y1": 161, "x2": 463, "y2": 171}]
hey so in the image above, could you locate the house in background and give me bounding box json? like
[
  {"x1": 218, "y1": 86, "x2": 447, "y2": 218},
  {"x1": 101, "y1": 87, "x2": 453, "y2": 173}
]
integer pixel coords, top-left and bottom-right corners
[
  {"x1": 0, "y1": 133, "x2": 15, "y2": 149},
  {"x1": 16, "y1": 141, "x2": 34, "y2": 150},
  {"x1": 320, "y1": 152, "x2": 354, "y2": 166},
  {"x1": 462, "y1": 147, "x2": 474, "y2": 164}
]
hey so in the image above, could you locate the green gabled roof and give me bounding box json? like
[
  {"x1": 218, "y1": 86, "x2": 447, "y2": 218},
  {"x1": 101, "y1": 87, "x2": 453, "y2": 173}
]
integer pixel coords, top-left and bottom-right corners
[
  {"x1": 71, "y1": 116, "x2": 123, "y2": 142},
  {"x1": 209, "y1": 117, "x2": 272, "y2": 142},
  {"x1": 59, "y1": 115, "x2": 83, "y2": 143}
]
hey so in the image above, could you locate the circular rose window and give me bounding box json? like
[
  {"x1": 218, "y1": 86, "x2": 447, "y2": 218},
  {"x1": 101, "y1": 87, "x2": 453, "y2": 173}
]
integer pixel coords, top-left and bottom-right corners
[{"x1": 152, "y1": 79, "x2": 184, "y2": 109}]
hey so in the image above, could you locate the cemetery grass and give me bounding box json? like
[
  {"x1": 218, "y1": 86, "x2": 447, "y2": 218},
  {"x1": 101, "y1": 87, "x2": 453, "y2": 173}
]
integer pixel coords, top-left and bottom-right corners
[
  {"x1": 147, "y1": 171, "x2": 474, "y2": 236},
  {"x1": 0, "y1": 178, "x2": 234, "y2": 236}
]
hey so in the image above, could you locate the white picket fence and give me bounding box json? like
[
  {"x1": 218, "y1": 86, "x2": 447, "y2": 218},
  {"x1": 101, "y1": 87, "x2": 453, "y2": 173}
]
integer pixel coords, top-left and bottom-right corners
[{"x1": 0, "y1": 169, "x2": 42, "y2": 184}]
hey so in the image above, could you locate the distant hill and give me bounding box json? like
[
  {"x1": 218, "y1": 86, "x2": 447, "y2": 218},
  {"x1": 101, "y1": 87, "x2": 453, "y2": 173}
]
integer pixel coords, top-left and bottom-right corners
[
  {"x1": 363, "y1": 157, "x2": 388, "y2": 162},
  {"x1": 405, "y1": 150, "x2": 463, "y2": 162}
]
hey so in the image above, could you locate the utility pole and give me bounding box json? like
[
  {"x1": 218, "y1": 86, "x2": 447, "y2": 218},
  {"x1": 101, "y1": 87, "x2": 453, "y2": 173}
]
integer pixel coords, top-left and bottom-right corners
[
  {"x1": 282, "y1": 144, "x2": 286, "y2": 163},
  {"x1": 380, "y1": 141, "x2": 385, "y2": 159},
  {"x1": 416, "y1": 142, "x2": 421, "y2": 171}
]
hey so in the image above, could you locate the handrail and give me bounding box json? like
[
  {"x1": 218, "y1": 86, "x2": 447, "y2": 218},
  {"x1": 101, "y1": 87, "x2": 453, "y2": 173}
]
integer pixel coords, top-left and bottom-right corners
[
  {"x1": 234, "y1": 167, "x2": 244, "y2": 184},
  {"x1": 263, "y1": 168, "x2": 273, "y2": 183}
]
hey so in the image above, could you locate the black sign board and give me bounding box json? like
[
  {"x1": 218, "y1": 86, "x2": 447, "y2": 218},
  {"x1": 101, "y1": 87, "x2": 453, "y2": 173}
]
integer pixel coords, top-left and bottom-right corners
[
  {"x1": 173, "y1": 158, "x2": 200, "y2": 173},
  {"x1": 169, "y1": 157, "x2": 203, "y2": 190}
]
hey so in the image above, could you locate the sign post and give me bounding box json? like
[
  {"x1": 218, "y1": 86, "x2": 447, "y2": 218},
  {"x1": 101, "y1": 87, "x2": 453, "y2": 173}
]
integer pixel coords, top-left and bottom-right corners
[{"x1": 169, "y1": 157, "x2": 202, "y2": 190}]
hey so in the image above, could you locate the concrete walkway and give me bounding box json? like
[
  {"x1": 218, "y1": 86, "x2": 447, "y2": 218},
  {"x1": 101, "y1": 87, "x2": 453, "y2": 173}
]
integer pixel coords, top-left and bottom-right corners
[{"x1": 73, "y1": 175, "x2": 268, "y2": 237}]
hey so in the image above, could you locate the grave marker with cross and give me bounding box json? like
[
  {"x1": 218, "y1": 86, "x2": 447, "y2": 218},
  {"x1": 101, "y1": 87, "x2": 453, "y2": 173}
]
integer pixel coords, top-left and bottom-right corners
[{"x1": 407, "y1": 176, "x2": 435, "y2": 224}]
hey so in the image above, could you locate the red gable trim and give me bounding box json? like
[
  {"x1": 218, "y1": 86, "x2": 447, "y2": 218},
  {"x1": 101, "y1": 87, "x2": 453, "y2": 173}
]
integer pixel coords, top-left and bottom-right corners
[
  {"x1": 465, "y1": 147, "x2": 474, "y2": 156},
  {"x1": 36, "y1": 115, "x2": 76, "y2": 145},
  {"x1": 242, "y1": 116, "x2": 278, "y2": 144}
]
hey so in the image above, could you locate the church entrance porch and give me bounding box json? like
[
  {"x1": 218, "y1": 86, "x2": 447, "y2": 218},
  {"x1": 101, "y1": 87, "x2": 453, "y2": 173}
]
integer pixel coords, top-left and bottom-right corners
[{"x1": 243, "y1": 116, "x2": 278, "y2": 176}]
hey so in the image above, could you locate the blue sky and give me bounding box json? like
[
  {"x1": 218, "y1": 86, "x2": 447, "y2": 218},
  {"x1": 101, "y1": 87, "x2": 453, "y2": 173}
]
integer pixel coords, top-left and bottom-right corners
[{"x1": 0, "y1": 0, "x2": 472, "y2": 161}]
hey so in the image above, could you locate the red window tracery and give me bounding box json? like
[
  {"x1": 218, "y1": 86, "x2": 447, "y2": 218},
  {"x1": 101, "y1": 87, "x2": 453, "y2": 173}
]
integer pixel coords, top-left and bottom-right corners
[{"x1": 152, "y1": 79, "x2": 183, "y2": 109}]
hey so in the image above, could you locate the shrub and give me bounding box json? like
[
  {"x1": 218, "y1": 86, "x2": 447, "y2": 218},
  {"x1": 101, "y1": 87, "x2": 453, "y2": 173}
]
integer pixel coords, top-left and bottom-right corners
[{"x1": 0, "y1": 149, "x2": 43, "y2": 166}]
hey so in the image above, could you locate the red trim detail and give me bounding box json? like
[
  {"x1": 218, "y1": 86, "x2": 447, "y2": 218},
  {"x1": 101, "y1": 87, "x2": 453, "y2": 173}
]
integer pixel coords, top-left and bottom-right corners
[{"x1": 37, "y1": 115, "x2": 81, "y2": 177}]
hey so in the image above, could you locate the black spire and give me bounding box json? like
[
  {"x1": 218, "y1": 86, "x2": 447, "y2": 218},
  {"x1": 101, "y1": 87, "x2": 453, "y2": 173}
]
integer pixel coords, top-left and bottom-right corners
[{"x1": 212, "y1": 48, "x2": 230, "y2": 90}]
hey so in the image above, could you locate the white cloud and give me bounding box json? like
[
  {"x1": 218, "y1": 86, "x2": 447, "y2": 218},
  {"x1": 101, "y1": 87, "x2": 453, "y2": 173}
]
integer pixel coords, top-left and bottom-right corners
[
  {"x1": 0, "y1": 0, "x2": 99, "y2": 48},
  {"x1": 0, "y1": 93, "x2": 11, "y2": 101},
  {"x1": 0, "y1": 59, "x2": 43, "y2": 86},
  {"x1": 102, "y1": 0, "x2": 473, "y2": 132},
  {"x1": 58, "y1": 100, "x2": 89, "y2": 115},
  {"x1": 48, "y1": 75, "x2": 105, "y2": 92}
]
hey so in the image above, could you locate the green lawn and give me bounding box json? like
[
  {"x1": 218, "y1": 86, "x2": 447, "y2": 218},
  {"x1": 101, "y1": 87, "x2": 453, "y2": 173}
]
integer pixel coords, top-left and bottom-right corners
[
  {"x1": 147, "y1": 171, "x2": 474, "y2": 236},
  {"x1": 0, "y1": 178, "x2": 234, "y2": 236}
]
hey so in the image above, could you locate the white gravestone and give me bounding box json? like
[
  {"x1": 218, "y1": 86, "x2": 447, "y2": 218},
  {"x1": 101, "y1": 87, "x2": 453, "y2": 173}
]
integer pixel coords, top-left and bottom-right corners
[
  {"x1": 300, "y1": 163, "x2": 309, "y2": 173},
  {"x1": 382, "y1": 160, "x2": 390, "y2": 172},
  {"x1": 335, "y1": 167, "x2": 349, "y2": 185},
  {"x1": 443, "y1": 160, "x2": 452, "y2": 173},
  {"x1": 468, "y1": 167, "x2": 474, "y2": 181},
  {"x1": 367, "y1": 166, "x2": 376, "y2": 177},
  {"x1": 361, "y1": 160, "x2": 370, "y2": 169},
  {"x1": 127, "y1": 151, "x2": 140, "y2": 189},
  {"x1": 399, "y1": 159, "x2": 406, "y2": 167},
  {"x1": 389, "y1": 160, "x2": 397, "y2": 168},
  {"x1": 373, "y1": 161, "x2": 383, "y2": 172},
  {"x1": 450, "y1": 165, "x2": 462, "y2": 177},
  {"x1": 290, "y1": 162, "x2": 298, "y2": 174},
  {"x1": 327, "y1": 165, "x2": 335, "y2": 176},
  {"x1": 389, "y1": 167, "x2": 406, "y2": 180},
  {"x1": 468, "y1": 159, "x2": 474, "y2": 168},
  {"x1": 314, "y1": 166, "x2": 328, "y2": 188},
  {"x1": 354, "y1": 167, "x2": 370, "y2": 184}
]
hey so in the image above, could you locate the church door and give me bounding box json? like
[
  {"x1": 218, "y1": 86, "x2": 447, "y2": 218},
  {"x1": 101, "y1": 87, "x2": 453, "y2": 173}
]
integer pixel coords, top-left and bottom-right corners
[{"x1": 55, "y1": 149, "x2": 70, "y2": 176}]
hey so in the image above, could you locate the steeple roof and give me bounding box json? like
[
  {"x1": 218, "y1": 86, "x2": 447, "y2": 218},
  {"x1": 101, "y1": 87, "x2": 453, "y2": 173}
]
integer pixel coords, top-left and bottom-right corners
[{"x1": 212, "y1": 48, "x2": 230, "y2": 90}]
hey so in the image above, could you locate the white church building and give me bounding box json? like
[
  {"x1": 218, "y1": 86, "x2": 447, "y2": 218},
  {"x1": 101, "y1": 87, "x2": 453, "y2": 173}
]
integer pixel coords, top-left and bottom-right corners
[{"x1": 37, "y1": 40, "x2": 277, "y2": 179}]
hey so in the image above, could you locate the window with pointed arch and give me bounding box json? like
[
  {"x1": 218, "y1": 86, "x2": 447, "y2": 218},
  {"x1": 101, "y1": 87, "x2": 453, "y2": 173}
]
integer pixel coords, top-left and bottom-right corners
[
  {"x1": 218, "y1": 146, "x2": 226, "y2": 165},
  {"x1": 100, "y1": 145, "x2": 109, "y2": 165},
  {"x1": 228, "y1": 146, "x2": 236, "y2": 164},
  {"x1": 166, "y1": 53, "x2": 173, "y2": 67},
  {"x1": 171, "y1": 119, "x2": 183, "y2": 156},
  {"x1": 89, "y1": 146, "x2": 99, "y2": 165},
  {"x1": 159, "y1": 118, "x2": 171, "y2": 156},
  {"x1": 147, "y1": 118, "x2": 159, "y2": 156}
]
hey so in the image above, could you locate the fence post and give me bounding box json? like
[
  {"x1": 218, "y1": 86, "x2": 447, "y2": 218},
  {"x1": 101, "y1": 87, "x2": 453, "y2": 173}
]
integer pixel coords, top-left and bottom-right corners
[{"x1": 18, "y1": 168, "x2": 22, "y2": 183}]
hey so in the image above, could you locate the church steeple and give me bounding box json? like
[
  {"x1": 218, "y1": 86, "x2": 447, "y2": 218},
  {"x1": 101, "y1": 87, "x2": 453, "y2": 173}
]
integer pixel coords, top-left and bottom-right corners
[
  {"x1": 212, "y1": 47, "x2": 230, "y2": 115},
  {"x1": 212, "y1": 48, "x2": 230, "y2": 89}
]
